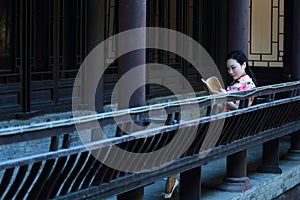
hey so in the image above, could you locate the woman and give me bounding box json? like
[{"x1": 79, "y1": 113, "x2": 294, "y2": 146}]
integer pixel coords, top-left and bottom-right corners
[
  {"x1": 161, "y1": 50, "x2": 257, "y2": 199},
  {"x1": 222, "y1": 50, "x2": 257, "y2": 110}
]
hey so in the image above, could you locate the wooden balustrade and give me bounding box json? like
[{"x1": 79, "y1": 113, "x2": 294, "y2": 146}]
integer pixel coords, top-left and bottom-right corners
[{"x1": 0, "y1": 81, "x2": 300, "y2": 199}]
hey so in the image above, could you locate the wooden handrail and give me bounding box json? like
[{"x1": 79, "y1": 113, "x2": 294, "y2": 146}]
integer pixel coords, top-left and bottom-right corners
[
  {"x1": 0, "y1": 81, "x2": 299, "y2": 136},
  {"x1": 0, "y1": 81, "x2": 300, "y2": 199}
]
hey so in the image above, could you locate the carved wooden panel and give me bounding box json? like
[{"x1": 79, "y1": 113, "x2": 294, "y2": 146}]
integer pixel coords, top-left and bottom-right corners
[{"x1": 249, "y1": 0, "x2": 284, "y2": 68}]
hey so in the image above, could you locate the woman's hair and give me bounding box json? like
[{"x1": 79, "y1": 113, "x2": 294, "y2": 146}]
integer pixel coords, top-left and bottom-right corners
[{"x1": 225, "y1": 50, "x2": 258, "y2": 86}]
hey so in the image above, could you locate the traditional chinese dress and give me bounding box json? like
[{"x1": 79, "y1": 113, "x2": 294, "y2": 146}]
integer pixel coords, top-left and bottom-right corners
[{"x1": 225, "y1": 74, "x2": 256, "y2": 111}]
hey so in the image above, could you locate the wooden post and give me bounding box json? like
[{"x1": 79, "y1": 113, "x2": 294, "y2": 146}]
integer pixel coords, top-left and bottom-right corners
[
  {"x1": 117, "y1": 0, "x2": 146, "y2": 110},
  {"x1": 117, "y1": 0, "x2": 146, "y2": 199},
  {"x1": 219, "y1": 0, "x2": 252, "y2": 193},
  {"x1": 284, "y1": 0, "x2": 300, "y2": 80},
  {"x1": 283, "y1": 0, "x2": 300, "y2": 161},
  {"x1": 257, "y1": 138, "x2": 282, "y2": 173},
  {"x1": 285, "y1": 131, "x2": 300, "y2": 161},
  {"x1": 227, "y1": 0, "x2": 249, "y2": 53},
  {"x1": 219, "y1": 150, "x2": 252, "y2": 192},
  {"x1": 86, "y1": 0, "x2": 105, "y2": 113},
  {"x1": 180, "y1": 167, "x2": 201, "y2": 200}
]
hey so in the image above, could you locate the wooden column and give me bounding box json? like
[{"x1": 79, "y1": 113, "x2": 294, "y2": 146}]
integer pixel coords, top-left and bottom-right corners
[
  {"x1": 180, "y1": 167, "x2": 201, "y2": 200},
  {"x1": 117, "y1": 1, "x2": 146, "y2": 200},
  {"x1": 219, "y1": 150, "x2": 252, "y2": 192},
  {"x1": 283, "y1": 0, "x2": 300, "y2": 161},
  {"x1": 227, "y1": 0, "x2": 249, "y2": 53},
  {"x1": 257, "y1": 139, "x2": 282, "y2": 173},
  {"x1": 87, "y1": 0, "x2": 105, "y2": 113},
  {"x1": 284, "y1": 0, "x2": 300, "y2": 81},
  {"x1": 117, "y1": 0, "x2": 146, "y2": 110},
  {"x1": 285, "y1": 131, "x2": 300, "y2": 161},
  {"x1": 291, "y1": 0, "x2": 300, "y2": 80},
  {"x1": 219, "y1": 0, "x2": 252, "y2": 192}
]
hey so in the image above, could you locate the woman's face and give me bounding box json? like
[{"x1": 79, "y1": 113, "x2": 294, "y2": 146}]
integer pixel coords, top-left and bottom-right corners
[{"x1": 226, "y1": 58, "x2": 246, "y2": 80}]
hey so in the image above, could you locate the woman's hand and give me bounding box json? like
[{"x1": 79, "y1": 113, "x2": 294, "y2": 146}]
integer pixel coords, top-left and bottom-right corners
[
  {"x1": 210, "y1": 88, "x2": 226, "y2": 95},
  {"x1": 226, "y1": 102, "x2": 238, "y2": 110},
  {"x1": 214, "y1": 88, "x2": 239, "y2": 110},
  {"x1": 220, "y1": 88, "x2": 226, "y2": 93}
]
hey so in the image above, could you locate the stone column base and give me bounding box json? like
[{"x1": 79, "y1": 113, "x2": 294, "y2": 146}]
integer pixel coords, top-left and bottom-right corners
[
  {"x1": 284, "y1": 149, "x2": 300, "y2": 161},
  {"x1": 217, "y1": 177, "x2": 252, "y2": 192},
  {"x1": 257, "y1": 165, "x2": 282, "y2": 174}
]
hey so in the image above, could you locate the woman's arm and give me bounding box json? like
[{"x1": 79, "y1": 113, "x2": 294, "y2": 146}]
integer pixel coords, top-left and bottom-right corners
[{"x1": 226, "y1": 102, "x2": 238, "y2": 110}]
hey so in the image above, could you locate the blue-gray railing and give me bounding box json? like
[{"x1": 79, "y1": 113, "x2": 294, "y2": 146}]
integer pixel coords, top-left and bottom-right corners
[{"x1": 0, "y1": 81, "x2": 300, "y2": 199}]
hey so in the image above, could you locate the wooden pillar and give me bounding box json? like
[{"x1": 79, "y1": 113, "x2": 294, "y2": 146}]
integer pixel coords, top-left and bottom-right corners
[
  {"x1": 285, "y1": 131, "x2": 300, "y2": 161},
  {"x1": 180, "y1": 167, "x2": 201, "y2": 200},
  {"x1": 87, "y1": 0, "x2": 105, "y2": 113},
  {"x1": 290, "y1": 0, "x2": 300, "y2": 80},
  {"x1": 257, "y1": 139, "x2": 282, "y2": 173},
  {"x1": 117, "y1": 1, "x2": 146, "y2": 199},
  {"x1": 117, "y1": 0, "x2": 146, "y2": 110},
  {"x1": 219, "y1": 150, "x2": 252, "y2": 192},
  {"x1": 227, "y1": 0, "x2": 249, "y2": 53},
  {"x1": 283, "y1": 0, "x2": 300, "y2": 161},
  {"x1": 284, "y1": 0, "x2": 300, "y2": 80},
  {"x1": 219, "y1": 0, "x2": 252, "y2": 192}
]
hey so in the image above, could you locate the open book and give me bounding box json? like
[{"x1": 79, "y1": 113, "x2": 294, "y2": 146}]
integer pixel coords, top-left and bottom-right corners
[{"x1": 201, "y1": 76, "x2": 223, "y2": 94}]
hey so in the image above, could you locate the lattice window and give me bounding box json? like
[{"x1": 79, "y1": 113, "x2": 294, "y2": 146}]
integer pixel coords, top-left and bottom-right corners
[{"x1": 248, "y1": 0, "x2": 284, "y2": 68}]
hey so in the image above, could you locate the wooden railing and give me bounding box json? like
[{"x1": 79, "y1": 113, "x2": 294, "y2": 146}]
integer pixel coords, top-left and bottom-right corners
[{"x1": 0, "y1": 81, "x2": 300, "y2": 199}]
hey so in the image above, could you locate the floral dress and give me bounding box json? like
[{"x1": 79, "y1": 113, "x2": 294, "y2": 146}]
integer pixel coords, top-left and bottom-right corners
[{"x1": 225, "y1": 74, "x2": 256, "y2": 111}]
